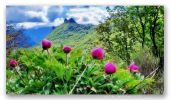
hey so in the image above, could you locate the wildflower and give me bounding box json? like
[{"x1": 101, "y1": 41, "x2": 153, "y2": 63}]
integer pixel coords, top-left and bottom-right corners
[
  {"x1": 128, "y1": 63, "x2": 139, "y2": 72},
  {"x1": 42, "y1": 39, "x2": 52, "y2": 50},
  {"x1": 9, "y1": 59, "x2": 17, "y2": 68},
  {"x1": 91, "y1": 48, "x2": 104, "y2": 60},
  {"x1": 63, "y1": 46, "x2": 72, "y2": 54},
  {"x1": 104, "y1": 62, "x2": 116, "y2": 74},
  {"x1": 9, "y1": 59, "x2": 26, "y2": 84},
  {"x1": 63, "y1": 45, "x2": 72, "y2": 67}
]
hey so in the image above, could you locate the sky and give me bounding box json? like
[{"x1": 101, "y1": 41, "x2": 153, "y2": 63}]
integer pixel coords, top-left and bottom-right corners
[{"x1": 6, "y1": 6, "x2": 111, "y2": 29}]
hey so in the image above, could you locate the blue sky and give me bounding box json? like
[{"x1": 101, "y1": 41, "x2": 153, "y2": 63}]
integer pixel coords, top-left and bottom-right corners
[{"x1": 7, "y1": 6, "x2": 111, "y2": 29}]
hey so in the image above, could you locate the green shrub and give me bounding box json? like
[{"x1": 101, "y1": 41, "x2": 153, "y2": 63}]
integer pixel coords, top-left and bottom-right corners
[{"x1": 133, "y1": 48, "x2": 159, "y2": 76}]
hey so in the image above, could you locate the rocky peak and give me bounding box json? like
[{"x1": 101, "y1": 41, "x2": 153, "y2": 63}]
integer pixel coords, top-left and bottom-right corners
[{"x1": 64, "y1": 18, "x2": 76, "y2": 23}]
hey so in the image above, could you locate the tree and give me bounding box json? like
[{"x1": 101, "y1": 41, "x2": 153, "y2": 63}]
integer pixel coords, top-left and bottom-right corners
[
  {"x1": 128, "y1": 6, "x2": 148, "y2": 48},
  {"x1": 147, "y1": 6, "x2": 164, "y2": 68},
  {"x1": 128, "y1": 6, "x2": 164, "y2": 69},
  {"x1": 96, "y1": 6, "x2": 137, "y2": 63},
  {"x1": 95, "y1": 6, "x2": 164, "y2": 68}
]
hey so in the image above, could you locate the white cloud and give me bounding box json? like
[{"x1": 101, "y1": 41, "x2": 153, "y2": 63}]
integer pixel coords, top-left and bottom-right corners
[
  {"x1": 15, "y1": 22, "x2": 48, "y2": 29},
  {"x1": 67, "y1": 6, "x2": 109, "y2": 25},
  {"x1": 7, "y1": 6, "x2": 109, "y2": 29},
  {"x1": 51, "y1": 18, "x2": 64, "y2": 26},
  {"x1": 24, "y1": 6, "x2": 49, "y2": 23},
  {"x1": 14, "y1": 18, "x2": 64, "y2": 29}
]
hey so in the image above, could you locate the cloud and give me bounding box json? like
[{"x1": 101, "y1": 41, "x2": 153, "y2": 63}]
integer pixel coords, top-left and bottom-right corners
[
  {"x1": 7, "y1": 6, "x2": 64, "y2": 29},
  {"x1": 24, "y1": 6, "x2": 49, "y2": 23},
  {"x1": 15, "y1": 22, "x2": 48, "y2": 29},
  {"x1": 66, "y1": 6, "x2": 109, "y2": 25},
  {"x1": 7, "y1": 6, "x2": 110, "y2": 29},
  {"x1": 47, "y1": 6, "x2": 65, "y2": 22},
  {"x1": 14, "y1": 18, "x2": 64, "y2": 29},
  {"x1": 51, "y1": 18, "x2": 64, "y2": 26},
  {"x1": 6, "y1": 6, "x2": 49, "y2": 23}
]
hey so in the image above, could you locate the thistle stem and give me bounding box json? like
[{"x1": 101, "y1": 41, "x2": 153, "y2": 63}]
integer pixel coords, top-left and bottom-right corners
[
  {"x1": 14, "y1": 68, "x2": 26, "y2": 85},
  {"x1": 110, "y1": 74, "x2": 112, "y2": 82},
  {"x1": 69, "y1": 65, "x2": 88, "y2": 94},
  {"x1": 69, "y1": 61, "x2": 95, "y2": 94},
  {"x1": 47, "y1": 49, "x2": 50, "y2": 56},
  {"x1": 66, "y1": 54, "x2": 68, "y2": 67}
]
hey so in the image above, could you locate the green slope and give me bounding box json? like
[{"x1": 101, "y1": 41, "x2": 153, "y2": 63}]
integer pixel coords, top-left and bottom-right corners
[{"x1": 47, "y1": 22, "x2": 96, "y2": 48}]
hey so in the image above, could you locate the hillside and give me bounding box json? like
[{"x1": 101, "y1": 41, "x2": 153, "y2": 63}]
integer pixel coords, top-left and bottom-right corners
[
  {"x1": 47, "y1": 18, "x2": 96, "y2": 48},
  {"x1": 6, "y1": 25, "x2": 36, "y2": 50}
]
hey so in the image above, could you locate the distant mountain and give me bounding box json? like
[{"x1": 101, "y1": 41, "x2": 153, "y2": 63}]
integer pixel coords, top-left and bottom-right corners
[
  {"x1": 6, "y1": 25, "x2": 35, "y2": 49},
  {"x1": 23, "y1": 26, "x2": 53, "y2": 45},
  {"x1": 6, "y1": 24, "x2": 53, "y2": 50},
  {"x1": 6, "y1": 17, "x2": 97, "y2": 50},
  {"x1": 6, "y1": 25, "x2": 37, "y2": 56},
  {"x1": 64, "y1": 18, "x2": 76, "y2": 23},
  {"x1": 47, "y1": 18, "x2": 96, "y2": 47}
]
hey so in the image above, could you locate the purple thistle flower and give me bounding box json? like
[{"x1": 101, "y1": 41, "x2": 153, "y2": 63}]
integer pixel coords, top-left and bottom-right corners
[
  {"x1": 9, "y1": 59, "x2": 17, "y2": 68},
  {"x1": 91, "y1": 48, "x2": 105, "y2": 60},
  {"x1": 128, "y1": 63, "x2": 139, "y2": 72},
  {"x1": 42, "y1": 39, "x2": 52, "y2": 50},
  {"x1": 63, "y1": 46, "x2": 72, "y2": 54},
  {"x1": 104, "y1": 62, "x2": 117, "y2": 74}
]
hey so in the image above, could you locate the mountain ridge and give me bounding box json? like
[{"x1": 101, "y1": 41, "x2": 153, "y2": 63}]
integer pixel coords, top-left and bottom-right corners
[
  {"x1": 47, "y1": 18, "x2": 96, "y2": 47},
  {"x1": 64, "y1": 18, "x2": 76, "y2": 23}
]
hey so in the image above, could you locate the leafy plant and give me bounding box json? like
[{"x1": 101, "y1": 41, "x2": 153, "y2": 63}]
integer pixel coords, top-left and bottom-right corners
[{"x1": 6, "y1": 46, "x2": 154, "y2": 94}]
